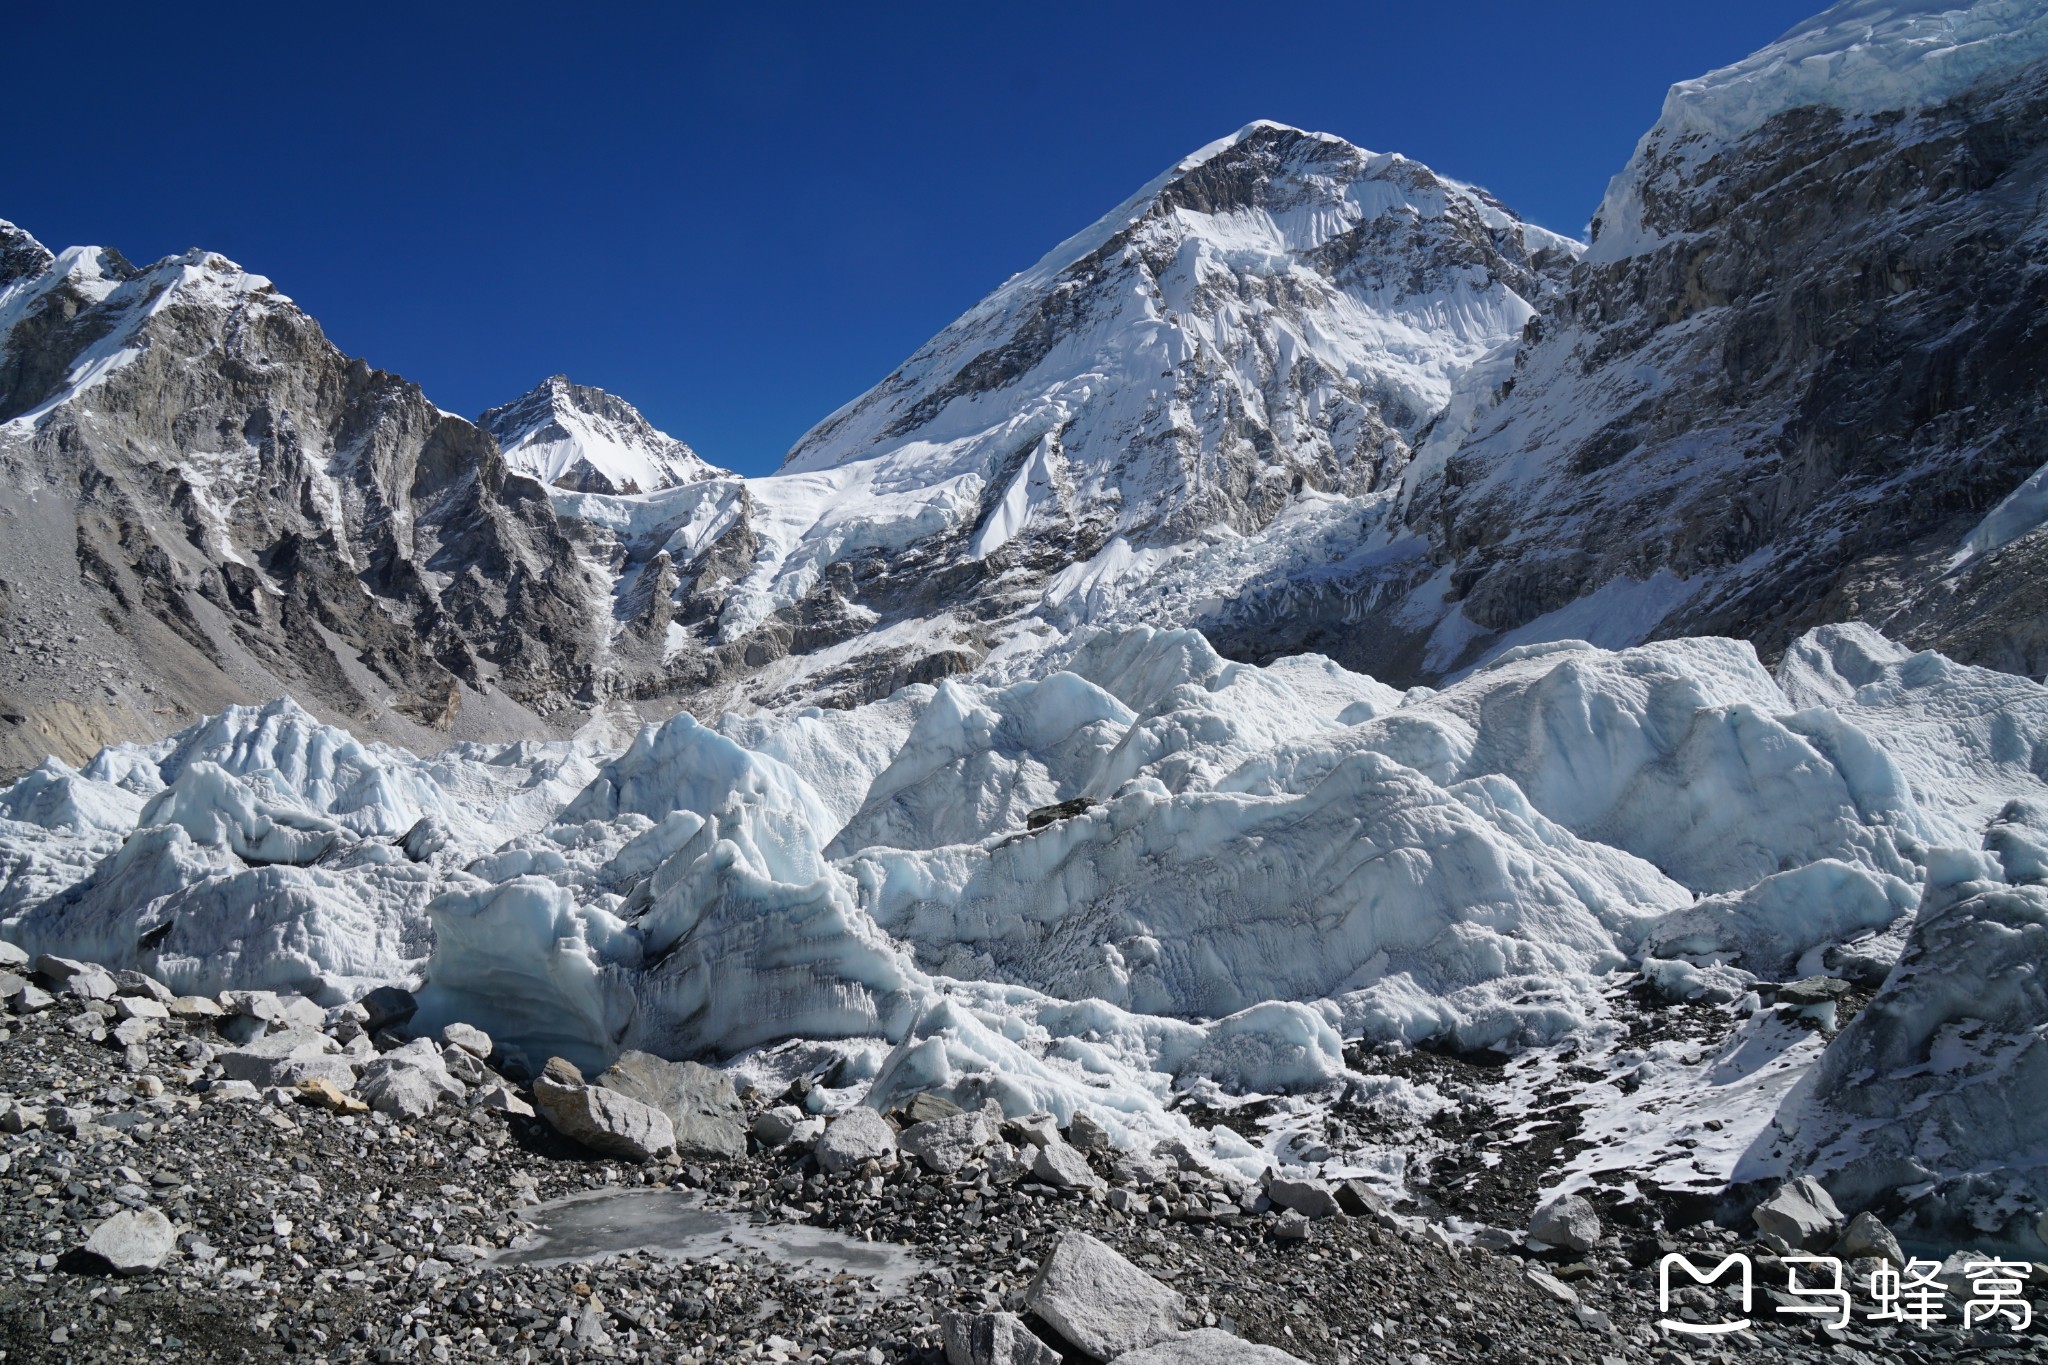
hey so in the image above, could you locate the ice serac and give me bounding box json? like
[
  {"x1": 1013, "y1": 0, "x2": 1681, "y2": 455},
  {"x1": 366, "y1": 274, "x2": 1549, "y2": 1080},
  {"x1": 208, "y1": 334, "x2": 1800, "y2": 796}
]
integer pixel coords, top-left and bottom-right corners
[
  {"x1": 479, "y1": 375, "x2": 724, "y2": 495},
  {"x1": 14, "y1": 615, "x2": 2037, "y2": 1190},
  {"x1": 1767, "y1": 799, "x2": 2048, "y2": 1257},
  {"x1": 1372, "y1": 0, "x2": 2048, "y2": 683}
]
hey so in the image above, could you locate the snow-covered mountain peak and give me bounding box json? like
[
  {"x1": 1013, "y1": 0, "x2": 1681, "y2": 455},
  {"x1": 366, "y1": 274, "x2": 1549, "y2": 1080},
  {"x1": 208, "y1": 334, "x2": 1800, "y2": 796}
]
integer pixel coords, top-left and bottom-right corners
[
  {"x1": 1591, "y1": 0, "x2": 2048, "y2": 260},
  {"x1": 479, "y1": 374, "x2": 724, "y2": 495},
  {"x1": 775, "y1": 121, "x2": 1580, "y2": 552}
]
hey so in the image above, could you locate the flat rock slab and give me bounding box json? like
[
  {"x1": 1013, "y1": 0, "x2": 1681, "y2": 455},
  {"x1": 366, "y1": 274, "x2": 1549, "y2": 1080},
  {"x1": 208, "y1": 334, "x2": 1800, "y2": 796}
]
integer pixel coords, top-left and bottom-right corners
[
  {"x1": 84, "y1": 1208, "x2": 176, "y2": 1274},
  {"x1": 1110, "y1": 1329, "x2": 1307, "y2": 1363},
  {"x1": 1266, "y1": 1176, "x2": 1338, "y2": 1219},
  {"x1": 534, "y1": 1076, "x2": 675, "y2": 1161},
  {"x1": 1025, "y1": 1230, "x2": 1183, "y2": 1359},
  {"x1": 595, "y1": 1050, "x2": 745, "y2": 1161}
]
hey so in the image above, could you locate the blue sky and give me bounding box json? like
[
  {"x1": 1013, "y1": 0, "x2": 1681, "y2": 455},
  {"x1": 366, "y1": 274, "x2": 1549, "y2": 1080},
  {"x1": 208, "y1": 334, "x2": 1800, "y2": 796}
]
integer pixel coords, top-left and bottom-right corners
[{"x1": 6, "y1": 1, "x2": 1818, "y2": 475}]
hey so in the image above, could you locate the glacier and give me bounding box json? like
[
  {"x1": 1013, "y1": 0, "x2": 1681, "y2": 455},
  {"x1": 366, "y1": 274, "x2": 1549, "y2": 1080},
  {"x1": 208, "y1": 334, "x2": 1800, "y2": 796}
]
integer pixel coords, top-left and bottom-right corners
[{"x1": 5, "y1": 619, "x2": 2043, "y2": 1228}]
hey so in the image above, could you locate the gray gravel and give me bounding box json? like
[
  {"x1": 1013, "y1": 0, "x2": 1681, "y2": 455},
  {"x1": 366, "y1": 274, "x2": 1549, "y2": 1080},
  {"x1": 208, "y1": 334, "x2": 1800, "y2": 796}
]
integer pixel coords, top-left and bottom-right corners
[{"x1": 1, "y1": 961, "x2": 2042, "y2": 1364}]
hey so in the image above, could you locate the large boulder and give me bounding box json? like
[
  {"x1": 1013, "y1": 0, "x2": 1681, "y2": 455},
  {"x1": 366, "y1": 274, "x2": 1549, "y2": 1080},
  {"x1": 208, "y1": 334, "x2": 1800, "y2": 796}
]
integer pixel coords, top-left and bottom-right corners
[
  {"x1": 1031, "y1": 1141, "x2": 1106, "y2": 1191},
  {"x1": 84, "y1": 1208, "x2": 176, "y2": 1275},
  {"x1": 902, "y1": 1105, "x2": 999, "y2": 1175},
  {"x1": 943, "y1": 1310, "x2": 1061, "y2": 1365},
  {"x1": 1025, "y1": 1231, "x2": 1184, "y2": 1359},
  {"x1": 1834, "y1": 1210, "x2": 1906, "y2": 1266},
  {"x1": 441, "y1": 1022, "x2": 493, "y2": 1059},
  {"x1": 815, "y1": 1107, "x2": 898, "y2": 1175},
  {"x1": 358, "y1": 985, "x2": 418, "y2": 1032},
  {"x1": 1110, "y1": 1329, "x2": 1307, "y2": 1363},
  {"x1": 1528, "y1": 1193, "x2": 1601, "y2": 1253},
  {"x1": 1266, "y1": 1176, "x2": 1339, "y2": 1220},
  {"x1": 1753, "y1": 1176, "x2": 1844, "y2": 1251},
  {"x1": 594, "y1": 1051, "x2": 745, "y2": 1161},
  {"x1": 358, "y1": 1039, "x2": 466, "y2": 1120},
  {"x1": 534, "y1": 1057, "x2": 676, "y2": 1161}
]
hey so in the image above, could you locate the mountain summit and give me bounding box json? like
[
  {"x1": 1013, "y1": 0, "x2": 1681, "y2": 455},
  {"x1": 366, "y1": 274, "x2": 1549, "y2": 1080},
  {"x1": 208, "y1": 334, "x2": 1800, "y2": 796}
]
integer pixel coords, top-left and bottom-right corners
[
  {"x1": 779, "y1": 120, "x2": 1578, "y2": 544},
  {"x1": 480, "y1": 375, "x2": 723, "y2": 496}
]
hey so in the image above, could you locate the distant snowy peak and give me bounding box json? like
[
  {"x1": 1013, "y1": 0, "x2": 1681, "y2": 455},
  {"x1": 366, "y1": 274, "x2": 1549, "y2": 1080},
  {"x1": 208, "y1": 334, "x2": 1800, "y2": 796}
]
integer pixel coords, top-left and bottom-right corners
[
  {"x1": 1592, "y1": 0, "x2": 2048, "y2": 259},
  {"x1": 480, "y1": 375, "x2": 723, "y2": 495},
  {"x1": 776, "y1": 120, "x2": 1580, "y2": 540}
]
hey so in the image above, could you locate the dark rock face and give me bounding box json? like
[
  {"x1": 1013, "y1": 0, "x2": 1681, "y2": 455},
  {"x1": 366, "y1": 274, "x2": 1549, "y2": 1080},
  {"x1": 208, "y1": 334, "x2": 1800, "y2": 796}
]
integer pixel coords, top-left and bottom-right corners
[
  {"x1": 1403, "y1": 64, "x2": 2048, "y2": 679},
  {"x1": 0, "y1": 228, "x2": 609, "y2": 776}
]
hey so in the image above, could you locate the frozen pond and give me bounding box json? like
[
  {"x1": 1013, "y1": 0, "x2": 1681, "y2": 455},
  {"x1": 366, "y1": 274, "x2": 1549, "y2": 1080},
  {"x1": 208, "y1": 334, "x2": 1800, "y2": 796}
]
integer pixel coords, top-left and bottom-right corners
[{"x1": 495, "y1": 1189, "x2": 924, "y2": 1292}]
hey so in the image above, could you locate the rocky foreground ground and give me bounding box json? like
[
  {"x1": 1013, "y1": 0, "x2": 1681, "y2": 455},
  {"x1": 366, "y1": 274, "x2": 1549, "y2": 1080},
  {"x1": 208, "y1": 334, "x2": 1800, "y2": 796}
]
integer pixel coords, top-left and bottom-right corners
[{"x1": 0, "y1": 947, "x2": 2040, "y2": 1364}]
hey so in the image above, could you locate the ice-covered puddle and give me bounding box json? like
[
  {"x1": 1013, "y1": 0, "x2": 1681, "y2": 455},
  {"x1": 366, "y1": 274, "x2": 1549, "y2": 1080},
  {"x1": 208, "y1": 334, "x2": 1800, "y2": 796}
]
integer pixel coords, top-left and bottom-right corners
[{"x1": 496, "y1": 1189, "x2": 925, "y2": 1292}]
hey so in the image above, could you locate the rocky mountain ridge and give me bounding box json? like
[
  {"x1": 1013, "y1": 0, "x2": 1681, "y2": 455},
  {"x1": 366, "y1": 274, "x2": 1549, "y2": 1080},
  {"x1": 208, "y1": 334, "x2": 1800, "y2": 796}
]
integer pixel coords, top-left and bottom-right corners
[
  {"x1": 0, "y1": 224, "x2": 610, "y2": 780},
  {"x1": 9, "y1": 5, "x2": 2048, "y2": 774}
]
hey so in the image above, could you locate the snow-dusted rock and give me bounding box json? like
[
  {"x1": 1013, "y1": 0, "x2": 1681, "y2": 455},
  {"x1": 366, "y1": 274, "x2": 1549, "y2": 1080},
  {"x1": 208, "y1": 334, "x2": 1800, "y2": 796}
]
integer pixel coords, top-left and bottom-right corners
[
  {"x1": 815, "y1": 1107, "x2": 898, "y2": 1175},
  {"x1": 84, "y1": 1208, "x2": 176, "y2": 1274},
  {"x1": 0, "y1": 940, "x2": 27, "y2": 969},
  {"x1": 1752, "y1": 1177, "x2": 1845, "y2": 1252},
  {"x1": 942, "y1": 1310, "x2": 1060, "y2": 1365},
  {"x1": 1025, "y1": 1231, "x2": 1184, "y2": 1359},
  {"x1": 532, "y1": 1058, "x2": 675, "y2": 1161},
  {"x1": 594, "y1": 1051, "x2": 746, "y2": 1161},
  {"x1": 1110, "y1": 1329, "x2": 1306, "y2": 1364},
  {"x1": 482, "y1": 375, "x2": 723, "y2": 496},
  {"x1": 1780, "y1": 798, "x2": 2048, "y2": 1255},
  {"x1": 1528, "y1": 1194, "x2": 1601, "y2": 1253}
]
